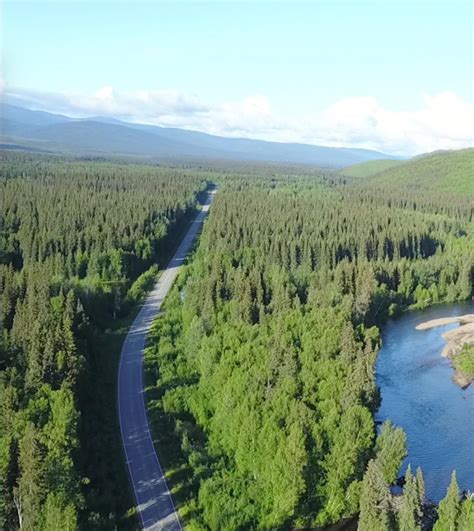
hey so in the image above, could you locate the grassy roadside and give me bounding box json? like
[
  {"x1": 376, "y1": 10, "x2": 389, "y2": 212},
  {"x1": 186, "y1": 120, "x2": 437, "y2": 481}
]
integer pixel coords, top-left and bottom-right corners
[
  {"x1": 142, "y1": 198, "x2": 214, "y2": 527},
  {"x1": 143, "y1": 276, "x2": 201, "y2": 527}
]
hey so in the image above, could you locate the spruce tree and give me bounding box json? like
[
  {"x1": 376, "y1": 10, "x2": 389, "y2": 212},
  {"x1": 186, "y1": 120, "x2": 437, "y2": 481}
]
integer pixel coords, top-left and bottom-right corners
[
  {"x1": 458, "y1": 496, "x2": 474, "y2": 531},
  {"x1": 0, "y1": 435, "x2": 13, "y2": 527},
  {"x1": 358, "y1": 459, "x2": 392, "y2": 530},
  {"x1": 375, "y1": 420, "x2": 407, "y2": 484},
  {"x1": 415, "y1": 467, "x2": 425, "y2": 507},
  {"x1": 16, "y1": 423, "x2": 45, "y2": 530},
  {"x1": 434, "y1": 471, "x2": 460, "y2": 531},
  {"x1": 397, "y1": 465, "x2": 421, "y2": 531}
]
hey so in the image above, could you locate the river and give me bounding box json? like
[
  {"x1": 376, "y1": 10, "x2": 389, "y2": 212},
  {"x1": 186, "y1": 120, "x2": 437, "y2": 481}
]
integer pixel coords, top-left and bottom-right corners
[{"x1": 376, "y1": 301, "x2": 474, "y2": 502}]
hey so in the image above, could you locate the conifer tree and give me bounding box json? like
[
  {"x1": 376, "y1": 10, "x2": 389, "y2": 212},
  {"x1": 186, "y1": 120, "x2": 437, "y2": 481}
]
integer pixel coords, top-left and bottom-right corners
[
  {"x1": 358, "y1": 459, "x2": 392, "y2": 530},
  {"x1": 434, "y1": 471, "x2": 460, "y2": 531},
  {"x1": 458, "y1": 496, "x2": 474, "y2": 531},
  {"x1": 415, "y1": 466, "x2": 425, "y2": 509},
  {"x1": 0, "y1": 434, "x2": 13, "y2": 527},
  {"x1": 16, "y1": 423, "x2": 45, "y2": 530},
  {"x1": 375, "y1": 420, "x2": 407, "y2": 484},
  {"x1": 398, "y1": 465, "x2": 421, "y2": 531}
]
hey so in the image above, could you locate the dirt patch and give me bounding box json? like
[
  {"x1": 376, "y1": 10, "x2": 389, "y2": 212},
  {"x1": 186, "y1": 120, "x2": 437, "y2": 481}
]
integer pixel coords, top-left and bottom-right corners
[{"x1": 415, "y1": 314, "x2": 474, "y2": 331}]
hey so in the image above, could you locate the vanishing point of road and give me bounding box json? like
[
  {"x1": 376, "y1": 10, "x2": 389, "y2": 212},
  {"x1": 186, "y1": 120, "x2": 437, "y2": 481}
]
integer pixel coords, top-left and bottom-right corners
[{"x1": 118, "y1": 190, "x2": 216, "y2": 530}]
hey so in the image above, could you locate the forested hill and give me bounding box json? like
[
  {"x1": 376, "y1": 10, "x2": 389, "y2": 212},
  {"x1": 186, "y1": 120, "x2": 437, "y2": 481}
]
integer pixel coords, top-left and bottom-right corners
[
  {"x1": 369, "y1": 149, "x2": 474, "y2": 194},
  {"x1": 345, "y1": 148, "x2": 474, "y2": 195},
  {"x1": 1, "y1": 103, "x2": 399, "y2": 168},
  {"x1": 339, "y1": 159, "x2": 405, "y2": 177}
]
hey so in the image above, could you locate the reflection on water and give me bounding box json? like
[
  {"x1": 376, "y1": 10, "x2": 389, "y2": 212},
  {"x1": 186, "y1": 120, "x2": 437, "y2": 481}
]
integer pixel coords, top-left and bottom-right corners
[{"x1": 376, "y1": 301, "x2": 474, "y2": 502}]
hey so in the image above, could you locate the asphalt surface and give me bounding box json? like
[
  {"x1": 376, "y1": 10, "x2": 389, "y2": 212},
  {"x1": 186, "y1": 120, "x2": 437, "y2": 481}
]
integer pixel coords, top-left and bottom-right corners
[{"x1": 118, "y1": 190, "x2": 215, "y2": 530}]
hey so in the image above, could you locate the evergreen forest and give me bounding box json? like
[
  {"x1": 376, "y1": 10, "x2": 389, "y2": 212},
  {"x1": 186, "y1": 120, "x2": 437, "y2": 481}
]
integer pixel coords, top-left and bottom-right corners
[
  {"x1": 0, "y1": 149, "x2": 473, "y2": 530},
  {"x1": 145, "y1": 150, "x2": 474, "y2": 529},
  {"x1": 0, "y1": 152, "x2": 209, "y2": 529}
]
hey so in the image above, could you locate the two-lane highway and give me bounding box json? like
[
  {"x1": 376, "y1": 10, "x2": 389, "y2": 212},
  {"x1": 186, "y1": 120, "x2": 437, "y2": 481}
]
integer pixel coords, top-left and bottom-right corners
[{"x1": 118, "y1": 190, "x2": 215, "y2": 530}]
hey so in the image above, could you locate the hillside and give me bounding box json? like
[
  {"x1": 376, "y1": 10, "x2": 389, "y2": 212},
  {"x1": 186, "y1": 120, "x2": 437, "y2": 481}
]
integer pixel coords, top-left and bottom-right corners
[
  {"x1": 340, "y1": 158, "x2": 406, "y2": 177},
  {"x1": 25, "y1": 120, "x2": 223, "y2": 159},
  {"x1": 0, "y1": 103, "x2": 399, "y2": 168},
  {"x1": 366, "y1": 149, "x2": 474, "y2": 195}
]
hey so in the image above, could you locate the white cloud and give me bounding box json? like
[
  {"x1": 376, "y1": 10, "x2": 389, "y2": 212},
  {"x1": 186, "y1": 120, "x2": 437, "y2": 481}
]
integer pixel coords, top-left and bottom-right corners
[
  {"x1": 1, "y1": 81, "x2": 473, "y2": 156},
  {"x1": 94, "y1": 85, "x2": 114, "y2": 102},
  {"x1": 301, "y1": 92, "x2": 474, "y2": 155}
]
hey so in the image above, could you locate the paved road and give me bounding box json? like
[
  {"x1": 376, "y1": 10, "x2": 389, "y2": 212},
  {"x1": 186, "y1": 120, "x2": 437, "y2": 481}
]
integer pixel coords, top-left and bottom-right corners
[{"x1": 118, "y1": 190, "x2": 216, "y2": 530}]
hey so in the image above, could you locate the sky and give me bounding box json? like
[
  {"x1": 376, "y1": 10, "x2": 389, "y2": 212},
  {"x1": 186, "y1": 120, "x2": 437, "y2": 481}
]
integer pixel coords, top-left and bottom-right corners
[{"x1": 1, "y1": 0, "x2": 473, "y2": 155}]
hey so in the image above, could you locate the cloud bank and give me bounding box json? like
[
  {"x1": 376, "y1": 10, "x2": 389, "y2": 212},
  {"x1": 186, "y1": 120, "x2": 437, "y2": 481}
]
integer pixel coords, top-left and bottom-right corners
[{"x1": 1, "y1": 81, "x2": 473, "y2": 156}]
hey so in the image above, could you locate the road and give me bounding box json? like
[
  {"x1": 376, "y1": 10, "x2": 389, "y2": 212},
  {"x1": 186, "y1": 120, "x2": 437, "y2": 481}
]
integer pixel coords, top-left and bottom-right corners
[{"x1": 118, "y1": 190, "x2": 216, "y2": 530}]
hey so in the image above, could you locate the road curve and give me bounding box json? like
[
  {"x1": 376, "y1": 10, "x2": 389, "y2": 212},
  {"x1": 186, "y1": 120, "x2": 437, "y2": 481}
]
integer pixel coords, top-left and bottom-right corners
[{"x1": 118, "y1": 190, "x2": 216, "y2": 530}]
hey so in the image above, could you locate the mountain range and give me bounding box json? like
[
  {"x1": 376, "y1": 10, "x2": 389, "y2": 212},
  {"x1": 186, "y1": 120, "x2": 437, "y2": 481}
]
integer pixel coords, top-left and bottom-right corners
[{"x1": 0, "y1": 102, "x2": 401, "y2": 168}]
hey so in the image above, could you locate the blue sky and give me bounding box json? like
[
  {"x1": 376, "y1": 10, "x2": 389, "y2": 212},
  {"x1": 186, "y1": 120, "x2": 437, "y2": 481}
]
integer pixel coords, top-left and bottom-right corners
[{"x1": 1, "y1": 1, "x2": 473, "y2": 154}]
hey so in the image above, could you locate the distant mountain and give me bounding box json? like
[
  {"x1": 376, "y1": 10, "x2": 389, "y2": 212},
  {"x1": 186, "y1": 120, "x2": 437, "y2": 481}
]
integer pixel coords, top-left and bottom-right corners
[
  {"x1": 0, "y1": 103, "x2": 72, "y2": 127},
  {"x1": 0, "y1": 103, "x2": 401, "y2": 168},
  {"x1": 361, "y1": 148, "x2": 474, "y2": 195}
]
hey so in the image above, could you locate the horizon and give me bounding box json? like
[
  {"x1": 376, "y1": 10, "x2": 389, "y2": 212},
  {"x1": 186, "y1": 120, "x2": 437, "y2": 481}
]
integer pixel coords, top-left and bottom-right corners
[
  {"x1": 2, "y1": 100, "x2": 410, "y2": 158},
  {"x1": 1, "y1": 0, "x2": 473, "y2": 156}
]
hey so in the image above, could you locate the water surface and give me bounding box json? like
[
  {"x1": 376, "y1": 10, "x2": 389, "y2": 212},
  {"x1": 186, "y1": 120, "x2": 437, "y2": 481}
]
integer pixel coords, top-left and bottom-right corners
[{"x1": 376, "y1": 302, "x2": 474, "y2": 501}]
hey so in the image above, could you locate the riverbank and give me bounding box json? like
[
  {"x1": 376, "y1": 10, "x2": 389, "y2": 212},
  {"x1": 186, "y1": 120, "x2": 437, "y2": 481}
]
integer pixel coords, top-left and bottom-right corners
[
  {"x1": 376, "y1": 301, "x2": 474, "y2": 502},
  {"x1": 415, "y1": 314, "x2": 474, "y2": 388}
]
